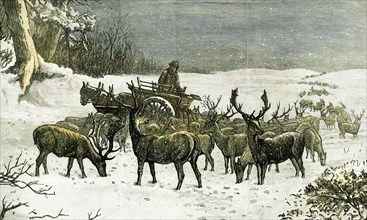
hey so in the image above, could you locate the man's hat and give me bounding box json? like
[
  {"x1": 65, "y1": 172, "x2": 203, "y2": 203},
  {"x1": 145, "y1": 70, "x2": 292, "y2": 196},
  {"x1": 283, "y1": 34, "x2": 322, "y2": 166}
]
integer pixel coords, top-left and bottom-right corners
[{"x1": 169, "y1": 60, "x2": 179, "y2": 68}]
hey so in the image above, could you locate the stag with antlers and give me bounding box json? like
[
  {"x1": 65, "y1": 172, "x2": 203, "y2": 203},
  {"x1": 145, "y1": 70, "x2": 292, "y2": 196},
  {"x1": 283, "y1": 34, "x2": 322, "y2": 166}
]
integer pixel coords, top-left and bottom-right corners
[
  {"x1": 230, "y1": 89, "x2": 305, "y2": 185},
  {"x1": 33, "y1": 116, "x2": 122, "y2": 178},
  {"x1": 338, "y1": 109, "x2": 365, "y2": 138},
  {"x1": 118, "y1": 81, "x2": 202, "y2": 190}
]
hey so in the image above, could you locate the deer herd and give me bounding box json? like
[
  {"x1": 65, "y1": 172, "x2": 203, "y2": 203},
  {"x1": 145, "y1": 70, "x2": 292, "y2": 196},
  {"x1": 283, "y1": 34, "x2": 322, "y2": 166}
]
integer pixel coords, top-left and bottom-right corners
[{"x1": 32, "y1": 81, "x2": 365, "y2": 190}]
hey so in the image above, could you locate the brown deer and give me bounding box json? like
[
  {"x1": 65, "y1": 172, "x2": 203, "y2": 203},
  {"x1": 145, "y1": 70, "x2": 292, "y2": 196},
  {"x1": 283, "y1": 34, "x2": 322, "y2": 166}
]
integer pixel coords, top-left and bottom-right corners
[
  {"x1": 120, "y1": 81, "x2": 202, "y2": 190},
  {"x1": 33, "y1": 117, "x2": 121, "y2": 178},
  {"x1": 201, "y1": 106, "x2": 247, "y2": 174},
  {"x1": 234, "y1": 131, "x2": 278, "y2": 183},
  {"x1": 293, "y1": 101, "x2": 320, "y2": 133},
  {"x1": 230, "y1": 88, "x2": 305, "y2": 185},
  {"x1": 320, "y1": 109, "x2": 337, "y2": 130},
  {"x1": 296, "y1": 123, "x2": 326, "y2": 166},
  {"x1": 338, "y1": 109, "x2": 365, "y2": 138}
]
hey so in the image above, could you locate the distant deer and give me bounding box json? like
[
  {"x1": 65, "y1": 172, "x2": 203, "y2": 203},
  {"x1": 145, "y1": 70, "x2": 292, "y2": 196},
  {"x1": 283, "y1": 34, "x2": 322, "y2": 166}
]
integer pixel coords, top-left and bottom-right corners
[
  {"x1": 313, "y1": 98, "x2": 325, "y2": 112},
  {"x1": 294, "y1": 101, "x2": 320, "y2": 132},
  {"x1": 33, "y1": 117, "x2": 121, "y2": 178},
  {"x1": 230, "y1": 89, "x2": 305, "y2": 185},
  {"x1": 320, "y1": 109, "x2": 337, "y2": 130},
  {"x1": 338, "y1": 109, "x2": 365, "y2": 138},
  {"x1": 335, "y1": 105, "x2": 351, "y2": 125},
  {"x1": 120, "y1": 81, "x2": 202, "y2": 190}
]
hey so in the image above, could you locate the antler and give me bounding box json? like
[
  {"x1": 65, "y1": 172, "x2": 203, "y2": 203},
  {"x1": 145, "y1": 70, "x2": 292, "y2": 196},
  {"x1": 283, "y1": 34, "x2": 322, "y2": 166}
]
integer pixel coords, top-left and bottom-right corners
[
  {"x1": 102, "y1": 117, "x2": 122, "y2": 160},
  {"x1": 217, "y1": 104, "x2": 237, "y2": 122},
  {"x1": 89, "y1": 119, "x2": 107, "y2": 155},
  {"x1": 361, "y1": 109, "x2": 366, "y2": 118},
  {"x1": 202, "y1": 95, "x2": 222, "y2": 111},
  {"x1": 268, "y1": 102, "x2": 292, "y2": 123},
  {"x1": 230, "y1": 88, "x2": 271, "y2": 122},
  {"x1": 294, "y1": 100, "x2": 307, "y2": 117},
  {"x1": 126, "y1": 80, "x2": 142, "y2": 110},
  {"x1": 351, "y1": 109, "x2": 365, "y2": 120}
]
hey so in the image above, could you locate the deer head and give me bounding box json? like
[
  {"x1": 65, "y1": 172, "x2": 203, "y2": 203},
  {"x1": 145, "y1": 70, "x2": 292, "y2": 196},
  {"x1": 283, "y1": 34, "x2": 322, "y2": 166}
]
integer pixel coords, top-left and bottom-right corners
[
  {"x1": 230, "y1": 88, "x2": 271, "y2": 134},
  {"x1": 294, "y1": 100, "x2": 307, "y2": 118},
  {"x1": 201, "y1": 104, "x2": 236, "y2": 134},
  {"x1": 88, "y1": 118, "x2": 121, "y2": 176},
  {"x1": 351, "y1": 109, "x2": 365, "y2": 123}
]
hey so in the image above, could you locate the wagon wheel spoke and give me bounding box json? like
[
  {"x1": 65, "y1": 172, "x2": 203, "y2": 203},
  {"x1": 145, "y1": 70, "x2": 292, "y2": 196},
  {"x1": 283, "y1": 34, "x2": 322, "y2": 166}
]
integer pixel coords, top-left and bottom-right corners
[{"x1": 141, "y1": 97, "x2": 175, "y2": 120}]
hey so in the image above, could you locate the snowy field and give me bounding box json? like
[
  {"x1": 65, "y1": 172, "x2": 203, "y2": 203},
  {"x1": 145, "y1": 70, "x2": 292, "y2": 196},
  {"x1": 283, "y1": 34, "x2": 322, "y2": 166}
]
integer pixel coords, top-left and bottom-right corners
[{"x1": 0, "y1": 65, "x2": 366, "y2": 219}]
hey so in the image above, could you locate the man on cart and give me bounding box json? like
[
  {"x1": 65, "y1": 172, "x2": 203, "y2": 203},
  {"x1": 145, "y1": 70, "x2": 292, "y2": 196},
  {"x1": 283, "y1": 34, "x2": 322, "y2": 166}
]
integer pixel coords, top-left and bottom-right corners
[{"x1": 158, "y1": 60, "x2": 186, "y2": 94}]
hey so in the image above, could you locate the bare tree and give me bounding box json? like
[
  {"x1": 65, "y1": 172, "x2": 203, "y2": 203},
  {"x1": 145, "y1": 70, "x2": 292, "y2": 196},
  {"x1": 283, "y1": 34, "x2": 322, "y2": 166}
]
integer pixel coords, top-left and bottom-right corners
[
  {"x1": 3, "y1": 0, "x2": 40, "y2": 94},
  {"x1": 0, "y1": 153, "x2": 55, "y2": 219}
]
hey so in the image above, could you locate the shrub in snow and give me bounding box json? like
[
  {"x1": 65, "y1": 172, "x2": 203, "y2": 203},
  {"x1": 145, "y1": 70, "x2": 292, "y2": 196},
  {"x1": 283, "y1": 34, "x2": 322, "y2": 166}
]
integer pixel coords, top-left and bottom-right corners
[{"x1": 279, "y1": 160, "x2": 367, "y2": 220}]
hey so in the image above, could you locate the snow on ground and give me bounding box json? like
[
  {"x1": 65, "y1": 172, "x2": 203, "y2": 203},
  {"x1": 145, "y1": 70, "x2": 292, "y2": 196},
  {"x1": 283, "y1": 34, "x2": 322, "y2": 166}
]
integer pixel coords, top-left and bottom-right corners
[{"x1": 0, "y1": 66, "x2": 366, "y2": 219}]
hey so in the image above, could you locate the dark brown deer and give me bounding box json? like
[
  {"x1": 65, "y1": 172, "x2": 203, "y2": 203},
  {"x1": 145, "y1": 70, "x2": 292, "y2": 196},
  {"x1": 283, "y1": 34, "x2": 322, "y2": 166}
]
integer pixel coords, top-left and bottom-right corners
[
  {"x1": 230, "y1": 88, "x2": 305, "y2": 185},
  {"x1": 120, "y1": 81, "x2": 202, "y2": 190},
  {"x1": 338, "y1": 109, "x2": 365, "y2": 138},
  {"x1": 33, "y1": 117, "x2": 121, "y2": 178}
]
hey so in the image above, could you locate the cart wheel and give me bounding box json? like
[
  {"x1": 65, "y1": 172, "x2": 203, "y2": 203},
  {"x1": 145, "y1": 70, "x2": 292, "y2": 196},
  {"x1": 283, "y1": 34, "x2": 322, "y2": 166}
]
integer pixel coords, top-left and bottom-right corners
[{"x1": 141, "y1": 97, "x2": 175, "y2": 120}]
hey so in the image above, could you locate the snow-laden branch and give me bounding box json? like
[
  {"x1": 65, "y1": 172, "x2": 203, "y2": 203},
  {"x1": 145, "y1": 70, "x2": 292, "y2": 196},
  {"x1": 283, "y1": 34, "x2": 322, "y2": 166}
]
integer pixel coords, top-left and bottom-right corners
[{"x1": 27, "y1": 0, "x2": 96, "y2": 32}]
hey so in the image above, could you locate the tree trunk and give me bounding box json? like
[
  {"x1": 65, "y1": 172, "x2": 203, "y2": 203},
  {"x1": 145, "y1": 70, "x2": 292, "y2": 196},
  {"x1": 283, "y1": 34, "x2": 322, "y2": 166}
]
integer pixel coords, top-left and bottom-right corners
[
  {"x1": 36, "y1": 23, "x2": 62, "y2": 61},
  {"x1": 4, "y1": 0, "x2": 40, "y2": 94}
]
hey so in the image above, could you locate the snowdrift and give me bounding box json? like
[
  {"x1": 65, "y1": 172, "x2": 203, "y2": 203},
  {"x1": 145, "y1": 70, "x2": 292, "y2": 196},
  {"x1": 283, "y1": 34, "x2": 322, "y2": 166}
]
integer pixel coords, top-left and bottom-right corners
[{"x1": 0, "y1": 66, "x2": 366, "y2": 219}]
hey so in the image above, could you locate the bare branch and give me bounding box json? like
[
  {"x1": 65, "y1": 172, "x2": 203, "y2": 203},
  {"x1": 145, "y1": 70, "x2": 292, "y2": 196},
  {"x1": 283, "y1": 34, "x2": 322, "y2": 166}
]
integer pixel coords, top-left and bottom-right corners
[
  {"x1": 29, "y1": 209, "x2": 68, "y2": 219},
  {"x1": 0, "y1": 153, "x2": 55, "y2": 197},
  {"x1": 88, "y1": 209, "x2": 102, "y2": 220},
  {"x1": 0, "y1": 197, "x2": 29, "y2": 220}
]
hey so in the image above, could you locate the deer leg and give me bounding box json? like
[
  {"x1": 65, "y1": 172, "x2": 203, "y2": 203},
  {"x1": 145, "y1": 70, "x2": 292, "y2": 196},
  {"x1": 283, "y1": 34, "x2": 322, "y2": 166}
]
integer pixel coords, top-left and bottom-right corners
[
  {"x1": 296, "y1": 157, "x2": 305, "y2": 178},
  {"x1": 35, "y1": 151, "x2": 48, "y2": 176},
  {"x1": 267, "y1": 164, "x2": 272, "y2": 172},
  {"x1": 204, "y1": 157, "x2": 208, "y2": 171},
  {"x1": 290, "y1": 158, "x2": 300, "y2": 177},
  {"x1": 260, "y1": 164, "x2": 267, "y2": 185},
  {"x1": 174, "y1": 162, "x2": 185, "y2": 190},
  {"x1": 190, "y1": 154, "x2": 202, "y2": 188},
  {"x1": 230, "y1": 156, "x2": 236, "y2": 174},
  {"x1": 209, "y1": 155, "x2": 215, "y2": 171},
  {"x1": 245, "y1": 163, "x2": 252, "y2": 180},
  {"x1": 275, "y1": 163, "x2": 280, "y2": 173},
  {"x1": 42, "y1": 156, "x2": 49, "y2": 174},
  {"x1": 311, "y1": 147, "x2": 315, "y2": 162},
  {"x1": 305, "y1": 148, "x2": 309, "y2": 159},
  {"x1": 148, "y1": 162, "x2": 157, "y2": 184},
  {"x1": 135, "y1": 160, "x2": 144, "y2": 186},
  {"x1": 66, "y1": 157, "x2": 74, "y2": 177},
  {"x1": 121, "y1": 137, "x2": 127, "y2": 152},
  {"x1": 76, "y1": 158, "x2": 87, "y2": 178},
  {"x1": 224, "y1": 157, "x2": 229, "y2": 174},
  {"x1": 256, "y1": 164, "x2": 261, "y2": 185}
]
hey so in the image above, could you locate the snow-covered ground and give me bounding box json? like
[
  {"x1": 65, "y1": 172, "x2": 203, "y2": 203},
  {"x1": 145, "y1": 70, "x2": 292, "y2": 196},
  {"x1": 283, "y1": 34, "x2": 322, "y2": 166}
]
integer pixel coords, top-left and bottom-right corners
[{"x1": 0, "y1": 65, "x2": 366, "y2": 219}]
